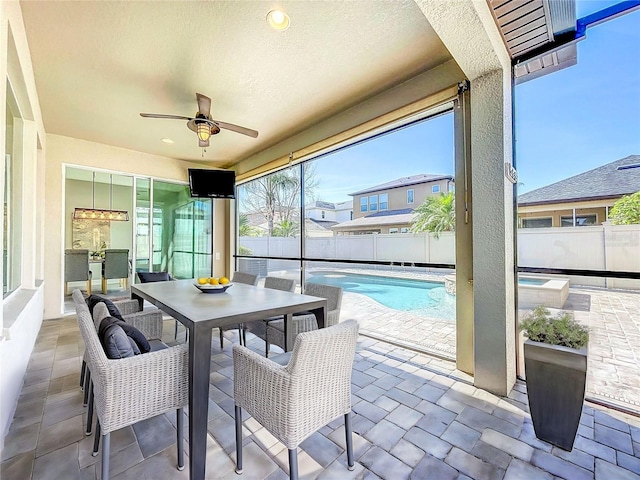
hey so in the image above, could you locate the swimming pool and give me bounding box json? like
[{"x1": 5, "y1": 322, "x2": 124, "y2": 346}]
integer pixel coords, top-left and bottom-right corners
[{"x1": 307, "y1": 272, "x2": 456, "y2": 321}]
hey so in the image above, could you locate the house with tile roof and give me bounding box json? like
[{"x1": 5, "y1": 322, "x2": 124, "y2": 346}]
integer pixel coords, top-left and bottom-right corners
[
  {"x1": 518, "y1": 155, "x2": 640, "y2": 227},
  {"x1": 332, "y1": 174, "x2": 454, "y2": 235}
]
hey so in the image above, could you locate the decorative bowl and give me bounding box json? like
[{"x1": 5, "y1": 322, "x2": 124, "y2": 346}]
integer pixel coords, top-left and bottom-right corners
[{"x1": 194, "y1": 282, "x2": 233, "y2": 294}]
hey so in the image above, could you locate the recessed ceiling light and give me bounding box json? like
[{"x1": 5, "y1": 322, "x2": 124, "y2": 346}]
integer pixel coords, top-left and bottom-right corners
[
  {"x1": 161, "y1": 138, "x2": 174, "y2": 144},
  {"x1": 266, "y1": 10, "x2": 290, "y2": 31}
]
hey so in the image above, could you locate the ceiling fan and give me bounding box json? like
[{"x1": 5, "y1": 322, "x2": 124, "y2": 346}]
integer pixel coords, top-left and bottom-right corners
[{"x1": 140, "y1": 93, "x2": 258, "y2": 147}]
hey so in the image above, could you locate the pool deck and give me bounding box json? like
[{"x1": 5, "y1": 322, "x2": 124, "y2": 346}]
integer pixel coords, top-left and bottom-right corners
[{"x1": 329, "y1": 268, "x2": 640, "y2": 413}]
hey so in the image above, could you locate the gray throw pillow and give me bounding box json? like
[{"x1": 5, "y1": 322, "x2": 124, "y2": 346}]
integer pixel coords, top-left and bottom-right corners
[
  {"x1": 99, "y1": 316, "x2": 151, "y2": 354},
  {"x1": 100, "y1": 323, "x2": 135, "y2": 359},
  {"x1": 86, "y1": 295, "x2": 124, "y2": 321}
]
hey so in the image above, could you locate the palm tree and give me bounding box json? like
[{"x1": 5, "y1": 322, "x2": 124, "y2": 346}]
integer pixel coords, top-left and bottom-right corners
[{"x1": 410, "y1": 192, "x2": 455, "y2": 238}]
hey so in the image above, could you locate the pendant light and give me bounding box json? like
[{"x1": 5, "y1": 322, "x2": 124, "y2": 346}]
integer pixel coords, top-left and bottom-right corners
[{"x1": 73, "y1": 172, "x2": 130, "y2": 221}]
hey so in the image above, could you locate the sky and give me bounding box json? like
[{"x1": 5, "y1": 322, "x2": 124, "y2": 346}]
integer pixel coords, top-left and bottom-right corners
[{"x1": 311, "y1": 2, "x2": 640, "y2": 203}]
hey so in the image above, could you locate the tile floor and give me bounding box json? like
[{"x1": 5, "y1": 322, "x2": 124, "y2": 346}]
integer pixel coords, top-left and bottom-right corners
[{"x1": 2, "y1": 315, "x2": 640, "y2": 480}]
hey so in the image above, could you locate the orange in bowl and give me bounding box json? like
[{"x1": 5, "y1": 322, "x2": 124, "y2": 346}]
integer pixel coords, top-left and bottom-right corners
[
  {"x1": 208, "y1": 277, "x2": 219, "y2": 285},
  {"x1": 219, "y1": 277, "x2": 230, "y2": 285}
]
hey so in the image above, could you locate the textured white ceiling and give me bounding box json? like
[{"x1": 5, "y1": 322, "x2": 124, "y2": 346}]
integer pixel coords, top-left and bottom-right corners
[{"x1": 20, "y1": 1, "x2": 452, "y2": 167}]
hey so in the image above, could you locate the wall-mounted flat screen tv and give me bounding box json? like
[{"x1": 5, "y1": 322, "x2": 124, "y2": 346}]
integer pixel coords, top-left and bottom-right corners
[{"x1": 188, "y1": 169, "x2": 236, "y2": 199}]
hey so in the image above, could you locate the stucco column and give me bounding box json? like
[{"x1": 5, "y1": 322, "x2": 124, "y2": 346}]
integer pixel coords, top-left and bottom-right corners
[
  {"x1": 470, "y1": 70, "x2": 516, "y2": 396},
  {"x1": 415, "y1": 0, "x2": 515, "y2": 395}
]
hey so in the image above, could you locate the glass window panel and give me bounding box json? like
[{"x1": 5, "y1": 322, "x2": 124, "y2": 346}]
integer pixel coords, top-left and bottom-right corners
[
  {"x1": 516, "y1": 10, "x2": 640, "y2": 411},
  {"x1": 432, "y1": 185, "x2": 440, "y2": 193},
  {"x1": 521, "y1": 217, "x2": 552, "y2": 228},
  {"x1": 236, "y1": 164, "x2": 302, "y2": 261},
  {"x1": 237, "y1": 111, "x2": 455, "y2": 358},
  {"x1": 369, "y1": 195, "x2": 378, "y2": 212},
  {"x1": 4, "y1": 85, "x2": 22, "y2": 297},
  {"x1": 560, "y1": 214, "x2": 597, "y2": 227},
  {"x1": 407, "y1": 189, "x2": 414, "y2": 204},
  {"x1": 379, "y1": 193, "x2": 388, "y2": 211}
]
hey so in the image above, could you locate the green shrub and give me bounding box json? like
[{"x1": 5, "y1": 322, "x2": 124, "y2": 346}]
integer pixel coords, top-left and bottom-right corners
[
  {"x1": 520, "y1": 306, "x2": 589, "y2": 349},
  {"x1": 238, "y1": 245, "x2": 253, "y2": 255}
]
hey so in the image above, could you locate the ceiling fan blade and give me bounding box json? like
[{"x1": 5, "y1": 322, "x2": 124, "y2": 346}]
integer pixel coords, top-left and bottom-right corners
[
  {"x1": 199, "y1": 138, "x2": 210, "y2": 148},
  {"x1": 213, "y1": 120, "x2": 259, "y2": 138},
  {"x1": 196, "y1": 93, "x2": 212, "y2": 117},
  {"x1": 140, "y1": 113, "x2": 193, "y2": 121}
]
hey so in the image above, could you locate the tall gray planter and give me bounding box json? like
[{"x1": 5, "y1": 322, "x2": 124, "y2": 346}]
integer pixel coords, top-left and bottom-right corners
[{"x1": 524, "y1": 340, "x2": 587, "y2": 451}]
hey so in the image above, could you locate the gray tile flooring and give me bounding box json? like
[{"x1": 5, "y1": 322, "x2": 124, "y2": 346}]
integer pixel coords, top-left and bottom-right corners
[{"x1": 3, "y1": 315, "x2": 640, "y2": 479}]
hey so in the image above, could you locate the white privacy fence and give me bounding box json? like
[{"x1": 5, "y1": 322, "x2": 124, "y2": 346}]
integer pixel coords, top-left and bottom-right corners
[
  {"x1": 239, "y1": 232, "x2": 456, "y2": 265},
  {"x1": 239, "y1": 225, "x2": 640, "y2": 289}
]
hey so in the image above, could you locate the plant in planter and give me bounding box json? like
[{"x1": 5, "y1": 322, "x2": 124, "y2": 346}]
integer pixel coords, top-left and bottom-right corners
[{"x1": 520, "y1": 305, "x2": 589, "y2": 451}]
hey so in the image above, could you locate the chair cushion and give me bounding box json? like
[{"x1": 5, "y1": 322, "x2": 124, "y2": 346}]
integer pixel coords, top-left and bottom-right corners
[
  {"x1": 99, "y1": 316, "x2": 151, "y2": 354},
  {"x1": 86, "y1": 295, "x2": 124, "y2": 321},
  {"x1": 99, "y1": 323, "x2": 135, "y2": 359},
  {"x1": 137, "y1": 271, "x2": 172, "y2": 283}
]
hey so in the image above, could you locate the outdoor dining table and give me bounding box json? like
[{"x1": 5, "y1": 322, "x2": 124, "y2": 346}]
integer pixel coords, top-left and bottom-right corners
[{"x1": 130, "y1": 279, "x2": 327, "y2": 480}]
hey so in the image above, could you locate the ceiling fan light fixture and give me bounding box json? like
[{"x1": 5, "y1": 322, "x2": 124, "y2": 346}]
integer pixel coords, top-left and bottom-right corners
[
  {"x1": 196, "y1": 122, "x2": 211, "y2": 142},
  {"x1": 267, "y1": 10, "x2": 290, "y2": 31}
]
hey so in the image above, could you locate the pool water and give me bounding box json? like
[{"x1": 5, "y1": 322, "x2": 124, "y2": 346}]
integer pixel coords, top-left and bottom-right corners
[
  {"x1": 308, "y1": 272, "x2": 456, "y2": 322},
  {"x1": 518, "y1": 278, "x2": 547, "y2": 286}
]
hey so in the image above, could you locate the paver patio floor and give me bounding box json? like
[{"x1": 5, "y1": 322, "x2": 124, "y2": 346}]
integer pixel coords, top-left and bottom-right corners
[
  {"x1": 338, "y1": 277, "x2": 640, "y2": 412},
  {"x1": 3, "y1": 315, "x2": 640, "y2": 479}
]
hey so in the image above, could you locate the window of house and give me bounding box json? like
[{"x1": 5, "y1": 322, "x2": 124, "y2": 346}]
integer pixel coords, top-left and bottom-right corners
[
  {"x1": 448, "y1": 183, "x2": 455, "y2": 192},
  {"x1": 521, "y1": 217, "x2": 552, "y2": 228},
  {"x1": 379, "y1": 193, "x2": 388, "y2": 211},
  {"x1": 400, "y1": 227, "x2": 409, "y2": 233},
  {"x1": 560, "y1": 214, "x2": 597, "y2": 227},
  {"x1": 321, "y1": 210, "x2": 325, "y2": 219},
  {"x1": 360, "y1": 197, "x2": 368, "y2": 212},
  {"x1": 369, "y1": 195, "x2": 378, "y2": 212},
  {"x1": 432, "y1": 185, "x2": 440, "y2": 193},
  {"x1": 407, "y1": 189, "x2": 414, "y2": 204},
  {"x1": 389, "y1": 227, "x2": 398, "y2": 233}
]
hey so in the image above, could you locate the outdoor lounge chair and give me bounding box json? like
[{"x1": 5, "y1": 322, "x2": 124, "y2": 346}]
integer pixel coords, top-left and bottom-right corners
[{"x1": 233, "y1": 320, "x2": 359, "y2": 480}]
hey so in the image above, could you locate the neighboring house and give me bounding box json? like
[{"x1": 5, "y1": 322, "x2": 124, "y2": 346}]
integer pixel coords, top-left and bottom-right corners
[
  {"x1": 518, "y1": 155, "x2": 640, "y2": 228},
  {"x1": 332, "y1": 174, "x2": 455, "y2": 235},
  {"x1": 240, "y1": 200, "x2": 354, "y2": 237},
  {"x1": 305, "y1": 200, "x2": 353, "y2": 237},
  {"x1": 306, "y1": 200, "x2": 353, "y2": 223}
]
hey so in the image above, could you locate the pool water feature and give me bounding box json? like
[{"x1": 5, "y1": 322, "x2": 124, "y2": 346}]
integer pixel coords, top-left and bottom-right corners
[{"x1": 308, "y1": 272, "x2": 456, "y2": 321}]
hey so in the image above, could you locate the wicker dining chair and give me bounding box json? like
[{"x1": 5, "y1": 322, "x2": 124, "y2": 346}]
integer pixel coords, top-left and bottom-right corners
[
  {"x1": 79, "y1": 294, "x2": 164, "y2": 412},
  {"x1": 233, "y1": 320, "x2": 359, "y2": 480},
  {"x1": 72, "y1": 290, "x2": 188, "y2": 480},
  {"x1": 241, "y1": 276, "x2": 297, "y2": 352},
  {"x1": 218, "y1": 271, "x2": 259, "y2": 348},
  {"x1": 265, "y1": 282, "x2": 343, "y2": 357}
]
